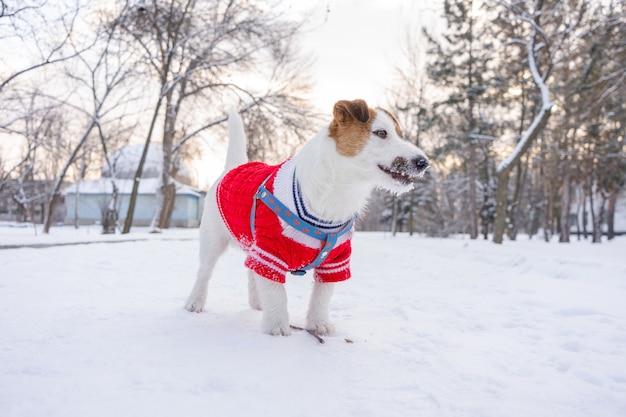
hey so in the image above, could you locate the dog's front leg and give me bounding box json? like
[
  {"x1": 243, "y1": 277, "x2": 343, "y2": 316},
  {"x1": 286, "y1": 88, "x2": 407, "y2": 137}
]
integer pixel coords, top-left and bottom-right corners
[
  {"x1": 306, "y1": 282, "x2": 336, "y2": 336},
  {"x1": 247, "y1": 269, "x2": 262, "y2": 311},
  {"x1": 254, "y1": 274, "x2": 291, "y2": 336}
]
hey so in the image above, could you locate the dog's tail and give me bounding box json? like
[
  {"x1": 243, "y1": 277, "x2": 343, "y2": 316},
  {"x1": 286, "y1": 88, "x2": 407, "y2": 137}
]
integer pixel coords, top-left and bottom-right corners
[{"x1": 225, "y1": 110, "x2": 248, "y2": 170}]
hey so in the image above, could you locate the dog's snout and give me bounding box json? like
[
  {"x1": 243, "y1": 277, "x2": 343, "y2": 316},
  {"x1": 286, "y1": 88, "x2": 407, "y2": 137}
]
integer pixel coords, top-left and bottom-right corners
[{"x1": 413, "y1": 156, "x2": 430, "y2": 172}]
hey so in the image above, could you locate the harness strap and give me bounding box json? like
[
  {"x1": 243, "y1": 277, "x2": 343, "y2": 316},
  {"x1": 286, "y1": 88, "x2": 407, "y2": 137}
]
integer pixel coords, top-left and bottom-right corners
[{"x1": 250, "y1": 174, "x2": 354, "y2": 276}]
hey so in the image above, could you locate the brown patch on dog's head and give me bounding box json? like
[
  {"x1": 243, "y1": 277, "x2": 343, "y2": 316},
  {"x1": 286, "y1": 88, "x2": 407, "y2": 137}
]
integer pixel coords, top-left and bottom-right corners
[
  {"x1": 328, "y1": 99, "x2": 376, "y2": 157},
  {"x1": 379, "y1": 108, "x2": 404, "y2": 138}
]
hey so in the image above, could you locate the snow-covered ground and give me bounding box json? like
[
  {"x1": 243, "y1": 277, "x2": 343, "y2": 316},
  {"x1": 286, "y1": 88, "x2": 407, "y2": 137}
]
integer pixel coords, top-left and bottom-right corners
[
  {"x1": 1, "y1": 225, "x2": 625, "y2": 417},
  {"x1": 0, "y1": 222, "x2": 197, "y2": 248}
]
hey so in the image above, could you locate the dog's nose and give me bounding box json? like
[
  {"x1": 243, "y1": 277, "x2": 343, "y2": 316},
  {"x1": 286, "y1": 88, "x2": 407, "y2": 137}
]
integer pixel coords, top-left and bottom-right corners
[{"x1": 413, "y1": 156, "x2": 430, "y2": 172}]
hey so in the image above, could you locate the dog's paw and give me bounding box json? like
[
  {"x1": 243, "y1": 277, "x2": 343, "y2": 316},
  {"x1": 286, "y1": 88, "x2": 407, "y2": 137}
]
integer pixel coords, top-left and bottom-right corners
[
  {"x1": 261, "y1": 318, "x2": 292, "y2": 336},
  {"x1": 306, "y1": 320, "x2": 336, "y2": 336},
  {"x1": 184, "y1": 298, "x2": 205, "y2": 313},
  {"x1": 265, "y1": 325, "x2": 292, "y2": 337}
]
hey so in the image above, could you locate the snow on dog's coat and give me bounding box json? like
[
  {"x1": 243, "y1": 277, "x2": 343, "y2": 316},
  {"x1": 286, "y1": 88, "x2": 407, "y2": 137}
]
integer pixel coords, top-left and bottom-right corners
[{"x1": 185, "y1": 99, "x2": 429, "y2": 336}]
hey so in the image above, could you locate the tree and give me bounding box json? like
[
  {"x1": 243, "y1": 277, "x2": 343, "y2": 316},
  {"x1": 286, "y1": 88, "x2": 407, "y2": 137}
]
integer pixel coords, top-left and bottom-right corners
[
  {"x1": 0, "y1": 1, "x2": 138, "y2": 232},
  {"x1": 1, "y1": 1, "x2": 90, "y2": 213},
  {"x1": 490, "y1": 0, "x2": 626, "y2": 244},
  {"x1": 117, "y1": 0, "x2": 313, "y2": 233},
  {"x1": 389, "y1": 34, "x2": 435, "y2": 235},
  {"x1": 422, "y1": 0, "x2": 501, "y2": 239},
  {"x1": 0, "y1": 0, "x2": 94, "y2": 94},
  {"x1": 574, "y1": 1, "x2": 626, "y2": 243},
  {"x1": 387, "y1": 0, "x2": 625, "y2": 244},
  {"x1": 0, "y1": 90, "x2": 60, "y2": 227},
  {"x1": 490, "y1": 0, "x2": 590, "y2": 244},
  {"x1": 40, "y1": 6, "x2": 139, "y2": 233}
]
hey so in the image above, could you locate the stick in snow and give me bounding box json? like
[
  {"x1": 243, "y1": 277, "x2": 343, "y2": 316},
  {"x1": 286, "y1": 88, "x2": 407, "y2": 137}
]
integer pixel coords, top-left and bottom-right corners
[{"x1": 290, "y1": 325, "x2": 325, "y2": 344}]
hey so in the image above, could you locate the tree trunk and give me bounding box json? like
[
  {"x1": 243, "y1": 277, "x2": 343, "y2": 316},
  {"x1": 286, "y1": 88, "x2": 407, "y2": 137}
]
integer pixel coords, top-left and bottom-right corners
[
  {"x1": 480, "y1": 193, "x2": 489, "y2": 240},
  {"x1": 576, "y1": 187, "x2": 585, "y2": 240},
  {"x1": 43, "y1": 193, "x2": 61, "y2": 233},
  {"x1": 507, "y1": 159, "x2": 524, "y2": 241},
  {"x1": 558, "y1": 169, "x2": 572, "y2": 243},
  {"x1": 122, "y1": 140, "x2": 152, "y2": 234},
  {"x1": 606, "y1": 193, "x2": 617, "y2": 240},
  {"x1": 466, "y1": 0, "x2": 478, "y2": 240},
  {"x1": 391, "y1": 195, "x2": 398, "y2": 236},
  {"x1": 582, "y1": 185, "x2": 589, "y2": 239},
  {"x1": 592, "y1": 202, "x2": 604, "y2": 243},
  {"x1": 96, "y1": 119, "x2": 119, "y2": 234},
  {"x1": 391, "y1": 196, "x2": 398, "y2": 236},
  {"x1": 543, "y1": 181, "x2": 553, "y2": 242},
  {"x1": 468, "y1": 143, "x2": 478, "y2": 239},
  {"x1": 122, "y1": 95, "x2": 164, "y2": 234},
  {"x1": 408, "y1": 188, "x2": 415, "y2": 236},
  {"x1": 589, "y1": 188, "x2": 605, "y2": 243},
  {"x1": 493, "y1": 167, "x2": 512, "y2": 244},
  {"x1": 152, "y1": 98, "x2": 177, "y2": 231},
  {"x1": 158, "y1": 182, "x2": 176, "y2": 229},
  {"x1": 102, "y1": 180, "x2": 119, "y2": 234}
]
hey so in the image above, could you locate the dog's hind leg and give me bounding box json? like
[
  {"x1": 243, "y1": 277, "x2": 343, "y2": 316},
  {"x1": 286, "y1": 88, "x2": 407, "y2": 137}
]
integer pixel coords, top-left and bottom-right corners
[
  {"x1": 247, "y1": 269, "x2": 262, "y2": 311},
  {"x1": 254, "y1": 274, "x2": 291, "y2": 336},
  {"x1": 185, "y1": 191, "x2": 229, "y2": 313},
  {"x1": 185, "y1": 227, "x2": 228, "y2": 312},
  {"x1": 306, "y1": 282, "x2": 336, "y2": 336}
]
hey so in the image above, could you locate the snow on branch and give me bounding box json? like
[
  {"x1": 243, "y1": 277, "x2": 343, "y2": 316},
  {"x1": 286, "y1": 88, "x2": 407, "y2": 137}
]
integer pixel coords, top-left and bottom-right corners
[{"x1": 497, "y1": 25, "x2": 553, "y2": 174}]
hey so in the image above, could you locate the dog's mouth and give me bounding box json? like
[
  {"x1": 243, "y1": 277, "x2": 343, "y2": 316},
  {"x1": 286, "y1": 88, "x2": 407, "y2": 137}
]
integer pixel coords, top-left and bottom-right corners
[
  {"x1": 378, "y1": 164, "x2": 416, "y2": 186},
  {"x1": 378, "y1": 156, "x2": 429, "y2": 186}
]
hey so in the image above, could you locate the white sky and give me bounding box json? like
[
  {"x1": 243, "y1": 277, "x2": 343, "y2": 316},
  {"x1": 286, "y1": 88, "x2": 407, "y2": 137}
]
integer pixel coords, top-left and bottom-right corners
[{"x1": 293, "y1": 0, "x2": 442, "y2": 112}]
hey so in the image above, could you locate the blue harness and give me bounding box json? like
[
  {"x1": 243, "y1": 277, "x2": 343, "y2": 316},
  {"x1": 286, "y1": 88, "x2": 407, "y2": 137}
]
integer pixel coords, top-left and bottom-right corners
[{"x1": 250, "y1": 174, "x2": 354, "y2": 276}]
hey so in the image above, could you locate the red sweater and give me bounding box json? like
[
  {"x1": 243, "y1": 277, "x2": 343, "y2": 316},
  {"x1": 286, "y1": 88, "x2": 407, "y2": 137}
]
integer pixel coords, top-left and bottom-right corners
[{"x1": 216, "y1": 161, "x2": 352, "y2": 283}]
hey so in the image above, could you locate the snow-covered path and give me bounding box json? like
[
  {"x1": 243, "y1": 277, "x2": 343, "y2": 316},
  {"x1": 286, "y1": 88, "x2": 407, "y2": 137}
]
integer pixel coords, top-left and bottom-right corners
[{"x1": 1, "y1": 230, "x2": 625, "y2": 417}]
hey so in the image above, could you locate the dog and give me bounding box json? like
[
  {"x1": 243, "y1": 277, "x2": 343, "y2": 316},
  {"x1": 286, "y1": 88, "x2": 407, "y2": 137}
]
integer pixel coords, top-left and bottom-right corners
[{"x1": 185, "y1": 99, "x2": 429, "y2": 336}]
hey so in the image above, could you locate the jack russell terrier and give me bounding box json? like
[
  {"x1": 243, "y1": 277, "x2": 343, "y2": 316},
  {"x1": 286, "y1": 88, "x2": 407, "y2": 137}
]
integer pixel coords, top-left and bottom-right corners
[{"x1": 185, "y1": 99, "x2": 429, "y2": 337}]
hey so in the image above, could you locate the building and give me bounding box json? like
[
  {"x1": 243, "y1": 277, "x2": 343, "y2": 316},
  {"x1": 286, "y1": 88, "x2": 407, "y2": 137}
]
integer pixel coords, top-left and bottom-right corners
[
  {"x1": 64, "y1": 144, "x2": 205, "y2": 229},
  {"x1": 64, "y1": 177, "x2": 205, "y2": 228}
]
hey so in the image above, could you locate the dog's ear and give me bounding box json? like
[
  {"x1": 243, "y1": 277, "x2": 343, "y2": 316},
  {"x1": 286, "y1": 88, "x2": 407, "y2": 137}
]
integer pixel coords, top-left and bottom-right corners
[{"x1": 333, "y1": 99, "x2": 370, "y2": 124}]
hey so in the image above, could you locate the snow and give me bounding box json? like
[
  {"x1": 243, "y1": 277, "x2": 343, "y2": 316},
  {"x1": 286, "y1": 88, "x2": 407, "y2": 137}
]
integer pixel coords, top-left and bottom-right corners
[
  {"x1": 497, "y1": 29, "x2": 554, "y2": 174},
  {"x1": 63, "y1": 177, "x2": 203, "y2": 197},
  {"x1": 1, "y1": 226, "x2": 626, "y2": 417}
]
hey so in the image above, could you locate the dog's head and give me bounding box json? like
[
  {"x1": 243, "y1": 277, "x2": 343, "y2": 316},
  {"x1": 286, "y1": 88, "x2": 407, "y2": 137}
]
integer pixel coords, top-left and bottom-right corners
[{"x1": 328, "y1": 99, "x2": 429, "y2": 194}]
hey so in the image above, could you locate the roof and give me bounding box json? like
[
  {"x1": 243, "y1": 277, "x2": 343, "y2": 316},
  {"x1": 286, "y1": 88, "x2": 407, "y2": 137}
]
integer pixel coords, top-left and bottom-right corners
[{"x1": 64, "y1": 178, "x2": 204, "y2": 197}]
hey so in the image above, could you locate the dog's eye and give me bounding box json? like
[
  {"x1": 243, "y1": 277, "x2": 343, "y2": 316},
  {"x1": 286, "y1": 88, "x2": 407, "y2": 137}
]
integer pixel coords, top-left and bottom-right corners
[{"x1": 373, "y1": 129, "x2": 387, "y2": 139}]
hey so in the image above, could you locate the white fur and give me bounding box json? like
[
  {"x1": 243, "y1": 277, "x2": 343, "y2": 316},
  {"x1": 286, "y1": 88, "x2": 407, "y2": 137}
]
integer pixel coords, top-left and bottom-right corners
[
  {"x1": 305, "y1": 282, "x2": 336, "y2": 335},
  {"x1": 185, "y1": 103, "x2": 428, "y2": 336}
]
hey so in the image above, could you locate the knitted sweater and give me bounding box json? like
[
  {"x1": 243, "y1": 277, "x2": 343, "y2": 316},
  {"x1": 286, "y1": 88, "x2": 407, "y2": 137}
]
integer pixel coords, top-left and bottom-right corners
[{"x1": 216, "y1": 160, "x2": 353, "y2": 284}]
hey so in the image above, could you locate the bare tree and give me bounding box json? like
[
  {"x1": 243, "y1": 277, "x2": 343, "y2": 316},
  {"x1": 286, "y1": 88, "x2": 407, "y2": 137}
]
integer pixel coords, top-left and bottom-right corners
[
  {"x1": 389, "y1": 34, "x2": 437, "y2": 236},
  {"x1": 491, "y1": 0, "x2": 586, "y2": 244},
  {"x1": 0, "y1": 0, "x2": 94, "y2": 94},
  {"x1": 1, "y1": 1, "x2": 86, "y2": 207},
  {"x1": 38, "y1": 6, "x2": 140, "y2": 233},
  {"x1": 421, "y1": 0, "x2": 503, "y2": 239},
  {"x1": 577, "y1": 1, "x2": 626, "y2": 243},
  {"x1": 117, "y1": 0, "x2": 314, "y2": 233},
  {"x1": 0, "y1": 91, "x2": 61, "y2": 228}
]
